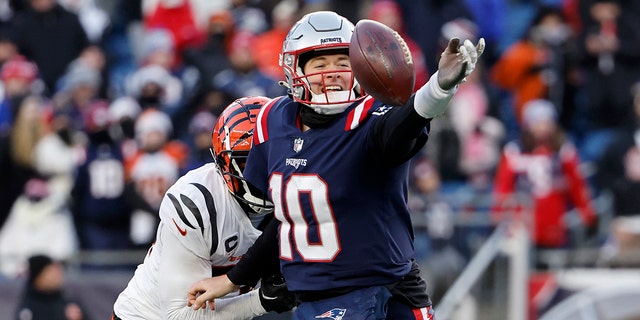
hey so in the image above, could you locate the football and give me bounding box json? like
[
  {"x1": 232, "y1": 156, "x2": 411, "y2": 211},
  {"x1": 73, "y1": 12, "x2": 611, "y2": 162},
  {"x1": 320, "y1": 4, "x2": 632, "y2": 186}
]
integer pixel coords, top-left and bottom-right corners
[{"x1": 349, "y1": 19, "x2": 415, "y2": 106}]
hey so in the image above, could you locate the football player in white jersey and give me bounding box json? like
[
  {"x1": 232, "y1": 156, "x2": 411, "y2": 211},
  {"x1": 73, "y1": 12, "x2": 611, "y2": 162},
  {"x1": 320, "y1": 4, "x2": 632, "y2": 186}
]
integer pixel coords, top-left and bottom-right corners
[{"x1": 112, "y1": 96, "x2": 296, "y2": 320}]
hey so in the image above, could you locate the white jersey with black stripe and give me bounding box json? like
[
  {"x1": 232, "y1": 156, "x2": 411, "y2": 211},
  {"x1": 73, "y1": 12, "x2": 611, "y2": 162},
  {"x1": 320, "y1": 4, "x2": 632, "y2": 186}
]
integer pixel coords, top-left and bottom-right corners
[{"x1": 113, "y1": 163, "x2": 265, "y2": 320}]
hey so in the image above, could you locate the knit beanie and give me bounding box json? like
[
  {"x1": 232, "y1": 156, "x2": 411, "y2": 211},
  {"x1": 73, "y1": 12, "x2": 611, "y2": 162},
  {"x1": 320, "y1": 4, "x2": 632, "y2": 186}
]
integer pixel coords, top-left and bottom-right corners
[{"x1": 27, "y1": 255, "x2": 53, "y2": 284}]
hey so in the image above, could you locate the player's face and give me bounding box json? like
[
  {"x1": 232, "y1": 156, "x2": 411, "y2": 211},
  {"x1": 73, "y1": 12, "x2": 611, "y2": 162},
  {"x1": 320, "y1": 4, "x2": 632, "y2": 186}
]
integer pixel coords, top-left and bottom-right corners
[{"x1": 303, "y1": 53, "x2": 352, "y2": 95}]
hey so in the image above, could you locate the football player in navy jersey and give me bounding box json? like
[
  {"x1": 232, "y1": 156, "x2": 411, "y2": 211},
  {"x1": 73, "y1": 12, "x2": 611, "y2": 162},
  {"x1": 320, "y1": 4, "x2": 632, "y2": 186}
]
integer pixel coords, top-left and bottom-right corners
[
  {"x1": 188, "y1": 11, "x2": 484, "y2": 320},
  {"x1": 111, "y1": 97, "x2": 296, "y2": 320}
]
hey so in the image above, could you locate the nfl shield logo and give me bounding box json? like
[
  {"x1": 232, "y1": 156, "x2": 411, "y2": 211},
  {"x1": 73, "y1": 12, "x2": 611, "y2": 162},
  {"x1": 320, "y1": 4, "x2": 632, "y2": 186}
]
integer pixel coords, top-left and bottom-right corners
[{"x1": 293, "y1": 138, "x2": 304, "y2": 153}]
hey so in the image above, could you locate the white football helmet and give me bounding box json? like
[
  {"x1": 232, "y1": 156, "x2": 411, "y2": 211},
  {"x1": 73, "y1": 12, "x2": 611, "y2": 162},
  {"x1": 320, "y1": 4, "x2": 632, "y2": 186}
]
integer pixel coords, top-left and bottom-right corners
[{"x1": 280, "y1": 11, "x2": 364, "y2": 114}]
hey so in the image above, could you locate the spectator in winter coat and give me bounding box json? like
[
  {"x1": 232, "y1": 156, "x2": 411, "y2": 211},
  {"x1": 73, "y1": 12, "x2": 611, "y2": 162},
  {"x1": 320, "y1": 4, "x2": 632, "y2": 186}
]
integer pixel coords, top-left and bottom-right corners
[{"x1": 491, "y1": 99, "x2": 596, "y2": 249}]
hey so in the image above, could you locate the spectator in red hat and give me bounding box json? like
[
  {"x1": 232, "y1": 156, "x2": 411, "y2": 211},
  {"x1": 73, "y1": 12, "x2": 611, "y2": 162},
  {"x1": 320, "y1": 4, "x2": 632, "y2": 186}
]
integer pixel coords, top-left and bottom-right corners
[{"x1": 0, "y1": 55, "x2": 42, "y2": 135}]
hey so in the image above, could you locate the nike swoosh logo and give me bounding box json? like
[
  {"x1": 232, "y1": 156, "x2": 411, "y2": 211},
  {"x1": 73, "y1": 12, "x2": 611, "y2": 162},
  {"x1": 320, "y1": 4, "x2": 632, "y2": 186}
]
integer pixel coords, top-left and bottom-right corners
[
  {"x1": 172, "y1": 218, "x2": 187, "y2": 236},
  {"x1": 260, "y1": 292, "x2": 278, "y2": 300}
]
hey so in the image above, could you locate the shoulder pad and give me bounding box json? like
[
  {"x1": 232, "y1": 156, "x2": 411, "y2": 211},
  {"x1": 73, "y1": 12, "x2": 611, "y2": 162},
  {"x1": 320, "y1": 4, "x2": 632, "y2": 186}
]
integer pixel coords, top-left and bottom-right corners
[
  {"x1": 254, "y1": 96, "x2": 284, "y2": 145},
  {"x1": 344, "y1": 96, "x2": 382, "y2": 131}
]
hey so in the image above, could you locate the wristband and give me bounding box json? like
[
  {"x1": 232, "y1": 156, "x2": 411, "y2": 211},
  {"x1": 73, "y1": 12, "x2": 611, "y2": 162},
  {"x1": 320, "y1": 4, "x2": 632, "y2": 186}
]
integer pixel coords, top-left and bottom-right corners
[{"x1": 414, "y1": 71, "x2": 457, "y2": 119}]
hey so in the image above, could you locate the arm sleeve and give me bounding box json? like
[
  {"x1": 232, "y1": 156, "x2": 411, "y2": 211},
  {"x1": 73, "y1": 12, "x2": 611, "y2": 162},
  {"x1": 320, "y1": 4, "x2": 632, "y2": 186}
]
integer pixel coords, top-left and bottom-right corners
[
  {"x1": 227, "y1": 218, "x2": 280, "y2": 286},
  {"x1": 369, "y1": 95, "x2": 431, "y2": 166},
  {"x1": 157, "y1": 223, "x2": 267, "y2": 320},
  {"x1": 210, "y1": 290, "x2": 266, "y2": 319}
]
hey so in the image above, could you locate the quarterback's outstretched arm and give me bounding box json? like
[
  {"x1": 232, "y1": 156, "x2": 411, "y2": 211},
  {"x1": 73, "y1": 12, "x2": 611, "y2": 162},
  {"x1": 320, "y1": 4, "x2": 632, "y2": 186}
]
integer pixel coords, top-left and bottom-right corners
[{"x1": 369, "y1": 37, "x2": 485, "y2": 165}]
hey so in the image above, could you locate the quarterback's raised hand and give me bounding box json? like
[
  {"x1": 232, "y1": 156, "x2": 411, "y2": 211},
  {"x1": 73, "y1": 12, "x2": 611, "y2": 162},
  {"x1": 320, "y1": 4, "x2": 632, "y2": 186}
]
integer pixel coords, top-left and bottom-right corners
[
  {"x1": 437, "y1": 37, "x2": 485, "y2": 90},
  {"x1": 413, "y1": 37, "x2": 486, "y2": 119}
]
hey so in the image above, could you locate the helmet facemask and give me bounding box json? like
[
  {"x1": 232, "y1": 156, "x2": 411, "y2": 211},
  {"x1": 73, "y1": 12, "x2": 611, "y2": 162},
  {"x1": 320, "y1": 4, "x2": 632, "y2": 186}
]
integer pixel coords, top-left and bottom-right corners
[
  {"x1": 280, "y1": 11, "x2": 364, "y2": 115},
  {"x1": 215, "y1": 149, "x2": 274, "y2": 216}
]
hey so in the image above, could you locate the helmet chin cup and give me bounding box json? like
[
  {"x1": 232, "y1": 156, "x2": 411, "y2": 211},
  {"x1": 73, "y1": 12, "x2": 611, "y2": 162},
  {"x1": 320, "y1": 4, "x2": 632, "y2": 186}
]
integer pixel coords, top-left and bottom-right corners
[{"x1": 308, "y1": 90, "x2": 355, "y2": 115}]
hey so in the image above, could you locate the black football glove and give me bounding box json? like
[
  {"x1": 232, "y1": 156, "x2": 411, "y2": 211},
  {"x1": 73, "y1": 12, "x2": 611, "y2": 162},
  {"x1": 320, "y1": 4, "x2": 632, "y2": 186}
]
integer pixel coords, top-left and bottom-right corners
[{"x1": 258, "y1": 274, "x2": 298, "y2": 313}]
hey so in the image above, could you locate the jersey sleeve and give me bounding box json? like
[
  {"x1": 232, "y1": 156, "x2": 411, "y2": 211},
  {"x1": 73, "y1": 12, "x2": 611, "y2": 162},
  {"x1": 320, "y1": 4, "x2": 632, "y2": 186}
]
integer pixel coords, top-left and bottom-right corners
[
  {"x1": 244, "y1": 145, "x2": 269, "y2": 194},
  {"x1": 368, "y1": 95, "x2": 431, "y2": 166},
  {"x1": 227, "y1": 217, "x2": 280, "y2": 286},
  {"x1": 156, "y1": 170, "x2": 268, "y2": 319},
  {"x1": 159, "y1": 182, "x2": 213, "y2": 259},
  {"x1": 157, "y1": 223, "x2": 266, "y2": 320}
]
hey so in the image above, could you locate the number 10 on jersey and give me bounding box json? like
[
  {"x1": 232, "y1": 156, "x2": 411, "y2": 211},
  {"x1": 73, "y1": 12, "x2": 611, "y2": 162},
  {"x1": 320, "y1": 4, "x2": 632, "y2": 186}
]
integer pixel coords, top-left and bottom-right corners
[{"x1": 269, "y1": 173, "x2": 341, "y2": 262}]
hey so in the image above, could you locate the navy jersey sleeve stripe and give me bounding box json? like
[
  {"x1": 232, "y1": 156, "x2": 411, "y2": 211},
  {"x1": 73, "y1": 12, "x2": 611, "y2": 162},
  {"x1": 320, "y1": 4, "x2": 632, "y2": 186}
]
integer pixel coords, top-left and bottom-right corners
[
  {"x1": 190, "y1": 183, "x2": 219, "y2": 255},
  {"x1": 167, "y1": 193, "x2": 197, "y2": 229}
]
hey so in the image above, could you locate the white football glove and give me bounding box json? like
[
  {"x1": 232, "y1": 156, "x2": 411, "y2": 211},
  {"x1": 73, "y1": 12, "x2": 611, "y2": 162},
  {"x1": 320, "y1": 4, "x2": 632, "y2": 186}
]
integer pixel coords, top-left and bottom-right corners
[
  {"x1": 414, "y1": 37, "x2": 485, "y2": 119},
  {"x1": 437, "y1": 37, "x2": 485, "y2": 90}
]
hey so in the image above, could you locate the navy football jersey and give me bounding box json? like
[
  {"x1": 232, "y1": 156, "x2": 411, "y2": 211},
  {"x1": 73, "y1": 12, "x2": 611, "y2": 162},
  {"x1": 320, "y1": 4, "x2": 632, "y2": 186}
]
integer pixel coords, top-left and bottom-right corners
[{"x1": 244, "y1": 95, "x2": 424, "y2": 292}]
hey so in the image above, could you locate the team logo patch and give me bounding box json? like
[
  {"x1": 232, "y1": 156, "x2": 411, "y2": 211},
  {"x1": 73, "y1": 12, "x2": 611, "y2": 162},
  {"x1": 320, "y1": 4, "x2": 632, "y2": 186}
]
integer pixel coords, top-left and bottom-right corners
[
  {"x1": 372, "y1": 106, "x2": 393, "y2": 116},
  {"x1": 413, "y1": 305, "x2": 435, "y2": 320},
  {"x1": 315, "y1": 308, "x2": 346, "y2": 320},
  {"x1": 293, "y1": 137, "x2": 304, "y2": 153}
]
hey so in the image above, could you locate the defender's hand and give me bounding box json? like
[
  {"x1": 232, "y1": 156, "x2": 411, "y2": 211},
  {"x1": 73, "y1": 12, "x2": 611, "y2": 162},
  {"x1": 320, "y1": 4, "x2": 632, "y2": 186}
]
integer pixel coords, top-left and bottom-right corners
[
  {"x1": 437, "y1": 37, "x2": 485, "y2": 90},
  {"x1": 258, "y1": 274, "x2": 299, "y2": 313},
  {"x1": 187, "y1": 275, "x2": 240, "y2": 310}
]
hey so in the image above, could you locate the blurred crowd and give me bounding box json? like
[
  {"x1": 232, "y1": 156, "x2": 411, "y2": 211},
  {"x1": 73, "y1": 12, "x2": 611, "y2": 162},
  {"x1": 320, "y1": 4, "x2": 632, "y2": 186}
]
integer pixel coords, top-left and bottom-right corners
[{"x1": 0, "y1": 0, "x2": 639, "y2": 288}]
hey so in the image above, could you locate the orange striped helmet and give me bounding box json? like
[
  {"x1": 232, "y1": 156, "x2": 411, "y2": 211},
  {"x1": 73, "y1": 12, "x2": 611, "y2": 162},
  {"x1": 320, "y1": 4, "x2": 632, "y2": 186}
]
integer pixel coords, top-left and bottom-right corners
[{"x1": 212, "y1": 96, "x2": 273, "y2": 215}]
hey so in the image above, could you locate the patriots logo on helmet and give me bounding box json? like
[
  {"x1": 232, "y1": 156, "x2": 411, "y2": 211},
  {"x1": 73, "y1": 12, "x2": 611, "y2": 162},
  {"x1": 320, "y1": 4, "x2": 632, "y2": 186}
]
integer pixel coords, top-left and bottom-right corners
[
  {"x1": 315, "y1": 308, "x2": 346, "y2": 320},
  {"x1": 293, "y1": 137, "x2": 304, "y2": 153},
  {"x1": 320, "y1": 36, "x2": 344, "y2": 44}
]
